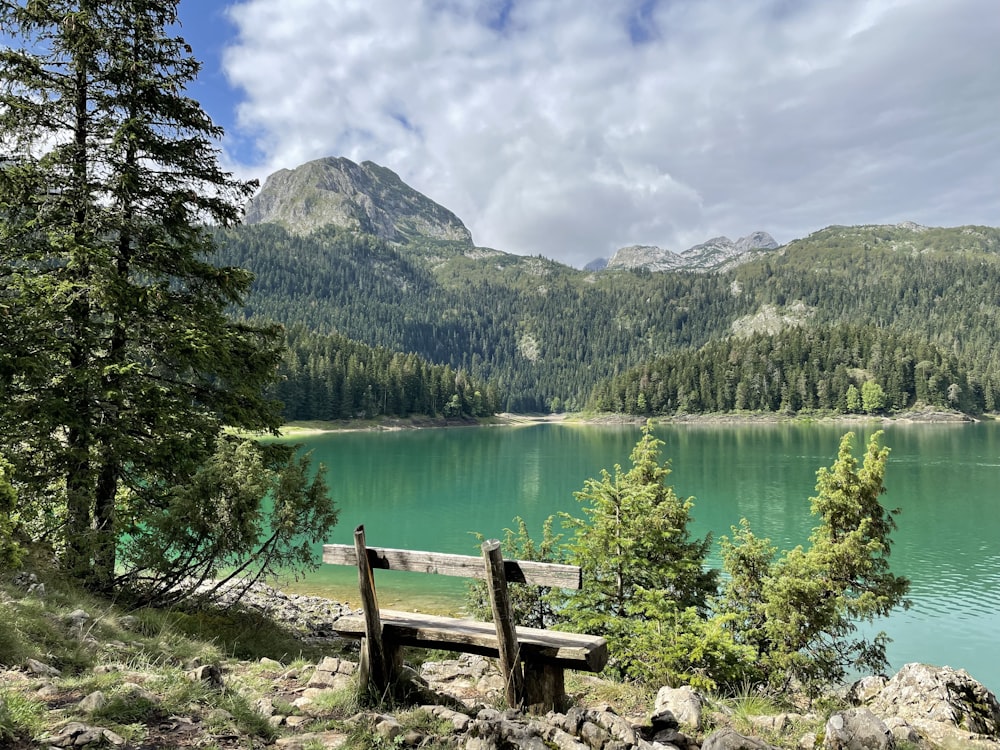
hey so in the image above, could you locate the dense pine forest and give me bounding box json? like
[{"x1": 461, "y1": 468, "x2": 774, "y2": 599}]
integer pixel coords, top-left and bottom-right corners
[{"x1": 215, "y1": 221, "x2": 1000, "y2": 418}]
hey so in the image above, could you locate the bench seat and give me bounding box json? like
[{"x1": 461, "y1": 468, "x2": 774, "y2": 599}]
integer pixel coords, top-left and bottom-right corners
[{"x1": 334, "y1": 609, "x2": 608, "y2": 672}]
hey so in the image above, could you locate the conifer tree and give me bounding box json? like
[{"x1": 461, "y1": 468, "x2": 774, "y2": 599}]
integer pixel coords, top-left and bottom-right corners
[
  {"x1": 0, "y1": 0, "x2": 336, "y2": 599},
  {"x1": 720, "y1": 432, "x2": 910, "y2": 694},
  {"x1": 558, "y1": 424, "x2": 730, "y2": 684}
]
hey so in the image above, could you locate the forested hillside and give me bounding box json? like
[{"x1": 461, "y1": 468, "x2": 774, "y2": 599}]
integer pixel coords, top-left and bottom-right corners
[{"x1": 217, "y1": 219, "x2": 1000, "y2": 417}]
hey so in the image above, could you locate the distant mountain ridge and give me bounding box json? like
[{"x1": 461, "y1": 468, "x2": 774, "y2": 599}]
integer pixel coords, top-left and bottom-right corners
[
  {"x1": 604, "y1": 231, "x2": 780, "y2": 273},
  {"x1": 244, "y1": 156, "x2": 473, "y2": 245},
  {"x1": 244, "y1": 156, "x2": 781, "y2": 272}
]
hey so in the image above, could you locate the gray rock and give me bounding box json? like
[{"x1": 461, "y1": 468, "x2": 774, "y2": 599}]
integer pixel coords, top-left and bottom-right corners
[
  {"x1": 64, "y1": 608, "x2": 91, "y2": 627},
  {"x1": 117, "y1": 615, "x2": 139, "y2": 630},
  {"x1": 848, "y1": 676, "x2": 888, "y2": 706},
  {"x1": 655, "y1": 685, "x2": 704, "y2": 730},
  {"x1": 307, "y1": 656, "x2": 356, "y2": 688},
  {"x1": 79, "y1": 690, "x2": 107, "y2": 713},
  {"x1": 823, "y1": 708, "x2": 894, "y2": 750},
  {"x1": 43, "y1": 722, "x2": 127, "y2": 748},
  {"x1": 702, "y1": 727, "x2": 781, "y2": 749},
  {"x1": 425, "y1": 704, "x2": 471, "y2": 732},
  {"x1": 593, "y1": 708, "x2": 638, "y2": 744},
  {"x1": 274, "y1": 730, "x2": 349, "y2": 749},
  {"x1": 375, "y1": 714, "x2": 403, "y2": 740},
  {"x1": 883, "y1": 717, "x2": 920, "y2": 745},
  {"x1": 25, "y1": 658, "x2": 60, "y2": 676},
  {"x1": 119, "y1": 682, "x2": 159, "y2": 703},
  {"x1": 579, "y1": 720, "x2": 609, "y2": 748},
  {"x1": 868, "y1": 663, "x2": 1000, "y2": 738}
]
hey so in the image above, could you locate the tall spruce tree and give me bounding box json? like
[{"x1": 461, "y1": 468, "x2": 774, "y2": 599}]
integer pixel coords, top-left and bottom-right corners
[{"x1": 0, "y1": 0, "x2": 336, "y2": 599}]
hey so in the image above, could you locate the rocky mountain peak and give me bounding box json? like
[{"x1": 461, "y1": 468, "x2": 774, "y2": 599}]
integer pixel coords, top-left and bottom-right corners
[
  {"x1": 605, "y1": 231, "x2": 778, "y2": 273},
  {"x1": 243, "y1": 156, "x2": 473, "y2": 245}
]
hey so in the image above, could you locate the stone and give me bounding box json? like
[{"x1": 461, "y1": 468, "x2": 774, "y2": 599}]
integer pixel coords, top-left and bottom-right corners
[
  {"x1": 593, "y1": 709, "x2": 638, "y2": 745},
  {"x1": 256, "y1": 696, "x2": 275, "y2": 717},
  {"x1": 186, "y1": 663, "x2": 224, "y2": 689},
  {"x1": 702, "y1": 727, "x2": 781, "y2": 750},
  {"x1": 275, "y1": 730, "x2": 349, "y2": 749},
  {"x1": 848, "y1": 676, "x2": 888, "y2": 705},
  {"x1": 655, "y1": 685, "x2": 705, "y2": 730},
  {"x1": 119, "y1": 683, "x2": 159, "y2": 703},
  {"x1": 42, "y1": 721, "x2": 126, "y2": 748},
  {"x1": 64, "y1": 608, "x2": 91, "y2": 627},
  {"x1": 307, "y1": 656, "x2": 356, "y2": 688},
  {"x1": 79, "y1": 690, "x2": 107, "y2": 713},
  {"x1": 579, "y1": 720, "x2": 609, "y2": 748},
  {"x1": 260, "y1": 656, "x2": 283, "y2": 668},
  {"x1": 375, "y1": 715, "x2": 403, "y2": 740},
  {"x1": 426, "y1": 704, "x2": 472, "y2": 732},
  {"x1": 823, "y1": 708, "x2": 893, "y2": 750},
  {"x1": 544, "y1": 725, "x2": 590, "y2": 750},
  {"x1": 868, "y1": 662, "x2": 1000, "y2": 738},
  {"x1": 25, "y1": 658, "x2": 60, "y2": 676},
  {"x1": 117, "y1": 615, "x2": 139, "y2": 630},
  {"x1": 883, "y1": 717, "x2": 920, "y2": 745}
]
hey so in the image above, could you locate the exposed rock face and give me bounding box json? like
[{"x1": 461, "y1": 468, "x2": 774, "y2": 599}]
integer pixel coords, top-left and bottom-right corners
[
  {"x1": 729, "y1": 300, "x2": 815, "y2": 337},
  {"x1": 605, "y1": 231, "x2": 778, "y2": 274},
  {"x1": 860, "y1": 663, "x2": 1000, "y2": 746},
  {"x1": 244, "y1": 156, "x2": 473, "y2": 244}
]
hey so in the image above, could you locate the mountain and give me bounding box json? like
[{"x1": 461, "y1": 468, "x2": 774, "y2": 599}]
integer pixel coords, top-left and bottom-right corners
[
  {"x1": 244, "y1": 157, "x2": 473, "y2": 245},
  {"x1": 605, "y1": 232, "x2": 779, "y2": 273},
  {"x1": 222, "y1": 156, "x2": 1000, "y2": 417}
]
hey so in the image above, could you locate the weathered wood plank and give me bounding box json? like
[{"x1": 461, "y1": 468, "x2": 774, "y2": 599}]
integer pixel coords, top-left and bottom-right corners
[
  {"x1": 323, "y1": 544, "x2": 582, "y2": 589},
  {"x1": 333, "y1": 610, "x2": 608, "y2": 673},
  {"x1": 354, "y1": 526, "x2": 394, "y2": 693},
  {"x1": 482, "y1": 539, "x2": 524, "y2": 708}
]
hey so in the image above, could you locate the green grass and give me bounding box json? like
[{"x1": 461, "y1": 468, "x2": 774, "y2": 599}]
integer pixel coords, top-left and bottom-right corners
[{"x1": 0, "y1": 690, "x2": 46, "y2": 742}]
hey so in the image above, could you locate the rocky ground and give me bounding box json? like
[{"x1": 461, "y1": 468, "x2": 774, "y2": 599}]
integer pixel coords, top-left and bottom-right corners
[{"x1": 4, "y1": 579, "x2": 999, "y2": 750}]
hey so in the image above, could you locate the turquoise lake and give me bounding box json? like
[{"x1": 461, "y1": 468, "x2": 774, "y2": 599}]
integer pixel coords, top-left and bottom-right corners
[{"x1": 277, "y1": 421, "x2": 1000, "y2": 693}]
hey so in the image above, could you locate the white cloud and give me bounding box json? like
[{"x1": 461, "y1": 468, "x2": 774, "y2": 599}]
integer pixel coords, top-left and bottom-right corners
[{"x1": 223, "y1": 0, "x2": 1000, "y2": 266}]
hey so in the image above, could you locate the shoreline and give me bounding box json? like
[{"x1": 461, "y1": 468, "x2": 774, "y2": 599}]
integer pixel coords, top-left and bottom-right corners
[{"x1": 272, "y1": 408, "x2": 984, "y2": 436}]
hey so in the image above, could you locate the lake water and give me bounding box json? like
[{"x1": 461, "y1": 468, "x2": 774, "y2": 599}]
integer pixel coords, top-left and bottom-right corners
[{"x1": 277, "y1": 421, "x2": 1000, "y2": 693}]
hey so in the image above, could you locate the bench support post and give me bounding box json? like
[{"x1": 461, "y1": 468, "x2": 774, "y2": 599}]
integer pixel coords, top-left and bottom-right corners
[
  {"x1": 524, "y1": 662, "x2": 565, "y2": 713},
  {"x1": 482, "y1": 539, "x2": 525, "y2": 709},
  {"x1": 355, "y1": 525, "x2": 397, "y2": 697}
]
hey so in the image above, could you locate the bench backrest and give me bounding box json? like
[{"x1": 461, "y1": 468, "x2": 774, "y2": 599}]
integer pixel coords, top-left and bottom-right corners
[{"x1": 323, "y1": 544, "x2": 583, "y2": 589}]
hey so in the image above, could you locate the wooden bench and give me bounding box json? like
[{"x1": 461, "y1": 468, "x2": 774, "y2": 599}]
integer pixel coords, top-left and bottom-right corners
[{"x1": 324, "y1": 525, "x2": 608, "y2": 711}]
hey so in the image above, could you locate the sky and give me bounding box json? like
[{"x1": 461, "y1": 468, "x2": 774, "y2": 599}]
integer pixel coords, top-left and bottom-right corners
[{"x1": 175, "y1": 0, "x2": 1000, "y2": 268}]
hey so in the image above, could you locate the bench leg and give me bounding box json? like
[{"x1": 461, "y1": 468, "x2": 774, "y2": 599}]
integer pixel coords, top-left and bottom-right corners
[
  {"x1": 359, "y1": 637, "x2": 403, "y2": 700},
  {"x1": 523, "y1": 662, "x2": 565, "y2": 713}
]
